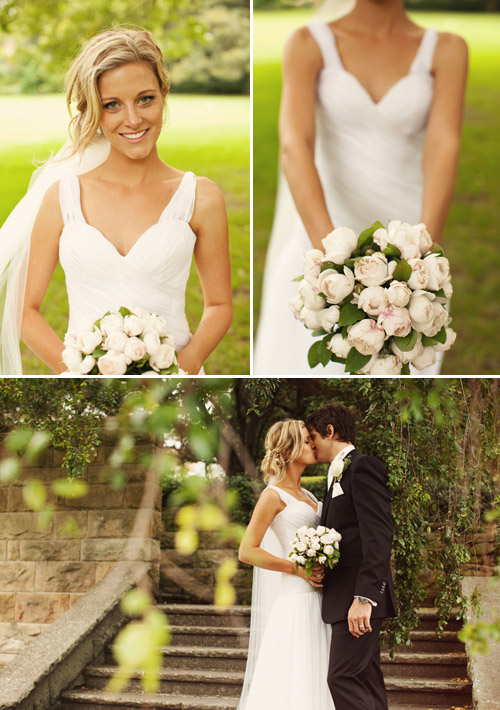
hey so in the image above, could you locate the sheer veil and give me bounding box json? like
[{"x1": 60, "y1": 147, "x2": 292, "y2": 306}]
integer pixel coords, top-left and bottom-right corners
[{"x1": 0, "y1": 138, "x2": 111, "y2": 374}]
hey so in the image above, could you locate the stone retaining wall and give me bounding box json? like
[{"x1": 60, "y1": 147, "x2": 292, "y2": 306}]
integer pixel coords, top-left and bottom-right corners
[{"x1": 0, "y1": 434, "x2": 161, "y2": 666}]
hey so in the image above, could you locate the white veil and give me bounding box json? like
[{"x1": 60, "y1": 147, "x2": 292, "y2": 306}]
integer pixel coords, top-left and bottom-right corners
[{"x1": 0, "y1": 137, "x2": 111, "y2": 374}]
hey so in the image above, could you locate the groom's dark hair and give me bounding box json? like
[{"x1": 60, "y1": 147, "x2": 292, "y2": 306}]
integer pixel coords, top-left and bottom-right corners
[{"x1": 305, "y1": 403, "x2": 356, "y2": 444}]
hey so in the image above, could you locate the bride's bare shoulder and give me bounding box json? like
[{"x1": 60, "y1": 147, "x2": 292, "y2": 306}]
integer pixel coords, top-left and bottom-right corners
[{"x1": 284, "y1": 25, "x2": 323, "y2": 69}]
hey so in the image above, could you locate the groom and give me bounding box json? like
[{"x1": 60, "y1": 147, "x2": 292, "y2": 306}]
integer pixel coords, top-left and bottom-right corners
[{"x1": 306, "y1": 403, "x2": 397, "y2": 710}]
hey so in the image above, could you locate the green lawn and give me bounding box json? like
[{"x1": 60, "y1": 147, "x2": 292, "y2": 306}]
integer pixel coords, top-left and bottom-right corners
[
  {"x1": 0, "y1": 93, "x2": 250, "y2": 375},
  {"x1": 253, "y1": 10, "x2": 500, "y2": 375}
]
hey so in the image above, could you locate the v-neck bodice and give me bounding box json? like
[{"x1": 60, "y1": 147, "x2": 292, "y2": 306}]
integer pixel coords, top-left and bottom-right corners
[{"x1": 58, "y1": 171, "x2": 197, "y2": 349}]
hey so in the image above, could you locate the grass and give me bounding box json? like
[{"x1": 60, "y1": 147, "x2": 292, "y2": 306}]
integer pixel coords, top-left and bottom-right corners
[
  {"x1": 253, "y1": 10, "x2": 500, "y2": 375},
  {"x1": 0, "y1": 93, "x2": 250, "y2": 375}
]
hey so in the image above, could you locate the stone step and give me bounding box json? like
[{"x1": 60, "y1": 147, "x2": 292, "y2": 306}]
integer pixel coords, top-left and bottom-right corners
[
  {"x1": 169, "y1": 625, "x2": 249, "y2": 649},
  {"x1": 156, "y1": 604, "x2": 251, "y2": 628},
  {"x1": 83, "y1": 666, "x2": 243, "y2": 698},
  {"x1": 105, "y1": 645, "x2": 248, "y2": 672},
  {"x1": 390, "y1": 630, "x2": 464, "y2": 654},
  {"x1": 381, "y1": 651, "x2": 467, "y2": 678},
  {"x1": 60, "y1": 689, "x2": 239, "y2": 710},
  {"x1": 414, "y1": 607, "x2": 463, "y2": 632},
  {"x1": 388, "y1": 706, "x2": 470, "y2": 710},
  {"x1": 385, "y1": 676, "x2": 472, "y2": 706}
]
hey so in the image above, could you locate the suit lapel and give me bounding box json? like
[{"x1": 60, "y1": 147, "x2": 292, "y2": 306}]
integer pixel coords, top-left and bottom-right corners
[{"x1": 322, "y1": 448, "x2": 359, "y2": 523}]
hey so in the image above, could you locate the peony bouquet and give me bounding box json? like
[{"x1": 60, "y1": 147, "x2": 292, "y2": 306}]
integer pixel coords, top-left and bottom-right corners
[
  {"x1": 289, "y1": 524, "x2": 341, "y2": 577},
  {"x1": 61, "y1": 307, "x2": 181, "y2": 376},
  {"x1": 289, "y1": 221, "x2": 456, "y2": 374}
]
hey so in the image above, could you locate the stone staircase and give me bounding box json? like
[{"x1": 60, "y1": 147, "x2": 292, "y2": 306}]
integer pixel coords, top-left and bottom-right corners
[{"x1": 56, "y1": 604, "x2": 472, "y2": 710}]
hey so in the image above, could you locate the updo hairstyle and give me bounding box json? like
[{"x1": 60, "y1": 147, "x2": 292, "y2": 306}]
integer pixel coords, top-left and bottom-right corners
[
  {"x1": 65, "y1": 28, "x2": 169, "y2": 155},
  {"x1": 261, "y1": 419, "x2": 306, "y2": 485}
]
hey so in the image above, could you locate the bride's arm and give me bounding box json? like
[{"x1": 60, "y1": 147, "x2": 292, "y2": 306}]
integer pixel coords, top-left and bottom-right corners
[
  {"x1": 279, "y1": 27, "x2": 334, "y2": 250},
  {"x1": 420, "y1": 33, "x2": 468, "y2": 242},
  {"x1": 178, "y1": 177, "x2": 232, "y2": 374},
  {"x1": 239, "y1": 488, "x2": 323, "y2": 587},
  {"x1": 21, "y1": 182, "x2": 67, "y2": 373}
]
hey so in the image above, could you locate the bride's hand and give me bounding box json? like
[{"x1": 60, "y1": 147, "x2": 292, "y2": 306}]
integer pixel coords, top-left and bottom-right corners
[{"x1": 297, "y1": 564, "x2": 325, "y2": 588}]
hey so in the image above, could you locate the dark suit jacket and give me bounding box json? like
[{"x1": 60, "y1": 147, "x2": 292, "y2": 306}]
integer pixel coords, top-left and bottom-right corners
[{"x1": 321, "y1": 449, "x2": 397, "y2": 624}]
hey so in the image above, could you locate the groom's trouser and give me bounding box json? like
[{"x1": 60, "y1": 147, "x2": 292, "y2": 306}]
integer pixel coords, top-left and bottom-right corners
[{"x1": 327, "y1": 618, "x2": 388, "y2": 710}]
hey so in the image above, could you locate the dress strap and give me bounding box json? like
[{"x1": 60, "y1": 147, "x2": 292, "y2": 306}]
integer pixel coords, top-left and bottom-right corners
[
  {"x1": 160, "y1": 171, "x2": 197, "y2": 223},
  {"x1": 302, "y1": 488, "x2": 318, "y2": 505},
  {"x1": 409, "y1": 28, "x2": 439, "y2": 74},
  {"x1": 59, "y1": 174, "x2": 86, "y2": 226},
  {"x1": 306, "y1": 21, "x2": 341, "y2": 69},
  {"x1": 267, "y1": 485, "x2": 294, "y2": 505}
]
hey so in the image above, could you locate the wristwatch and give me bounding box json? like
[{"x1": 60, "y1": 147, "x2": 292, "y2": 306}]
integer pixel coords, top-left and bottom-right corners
[{"x1": 354, "y1": 595, "x2": 375, "y2": 606}]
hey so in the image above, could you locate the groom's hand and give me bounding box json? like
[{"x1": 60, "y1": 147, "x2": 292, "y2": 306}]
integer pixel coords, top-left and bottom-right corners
[
  {"x1": 348, "y1": 598, "x2": 372, "y2": 638},
  {"x1": 297, "y1": 564, "x2": 325, "y2": 588}
]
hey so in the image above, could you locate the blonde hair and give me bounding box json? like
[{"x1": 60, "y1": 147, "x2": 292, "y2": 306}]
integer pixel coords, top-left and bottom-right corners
[
  {"x1": 65, "y1": 27, "x2": 169, "y2": 155},
  {"x1": 261, "y1": 419, "x2": 306, "y2": 485}
]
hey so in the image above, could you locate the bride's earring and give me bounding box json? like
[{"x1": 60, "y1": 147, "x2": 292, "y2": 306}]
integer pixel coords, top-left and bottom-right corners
[{"x1": 97, "y1": 126, "x2": 102, "y2": 135}]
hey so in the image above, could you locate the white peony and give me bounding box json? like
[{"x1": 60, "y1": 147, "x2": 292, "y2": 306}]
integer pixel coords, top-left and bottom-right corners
[
  {"x1": 386, "y1": 281, "x2": 412, "y2": 308},
  {"x1": 299, "y1": 307, "x2": 323, "y2": 330},
  {"x1": 347, "y1": 319, "x2": 386, "y2": 356},
  {"x1": 407, "y1": 258, "x2": 430, "y2": 290},
  {"x1": 327, "y1": 333, "x2": 351, "y2": 359},
  {"x1": 433, "y1": 327, "x2": 457, "y2": 352},
  {"x1": 357, "y1": 286, "x2": 389, "y2": 316},
  {"x1": 298, "y1": 280, "x2": 326, "y2": 311},
  {"x1": 123, "y1": 337, "x2": 148, "y2": 362},
  {"x1": 76, "y1": 328, "x2": 102, "y2": 355},
  {"x1": 377, "y1": 305, "x2": 412, "y2": 338},
  {"x1": 97, "y1": 351, "x2": 128, "y2": 375},
  {"x1": 142, "y1": 329, "x2": 162, "y2": 356},
  {"x1": 408, "y1": 292, "x2": 435, "y2": 330},
  {"x1": 64, "y1": 331, "x2": 78, "y2": 348},
  {"x1": 104, "y1": 331, "x2": 129, "y2": 353},
  {"x1": 289, "y1": 293, "x2": 304, "y2": 319},
  {"x1": 321, "y1": 227, "x2": 358, "y2": 264},
  {"x1": 79, "y1": 355, "x2": 96, "y2": 375},
  {"x1": 373, "y1": 228, "x2": 389, "y2": 251},
  {"x1": 123, "y1": 314, "x2": 145, "y2": 337},
  {"x1": 149, "y1": 342, "x2": 176, "y2": 371},
  {"x1": 100, "y1": 313, "x2": 124, "y2": 336},
  {"x1": 411, "y1": 346, "x2": 437, "y2": 370},
  {"x1": 386, "y1": 220, "x2": 420, "y2": 260},
  {"x1": 62, "y1": 346, "x2": 82, "y2": 371},
  {"x1": 391, "y1": 334, "x2": 424, "y2": 364},
  {"x1": 413, "y1": 223, "x2": 433, "y2": 255},
  {"x1": 317, "y1": 267, "x2": 355, "y2": 304},
  {"x1": 435, "y1": 278, "x2": 453, "y2": 304},
  {"x1": 420, "y1": 301, "x2": 449, "y2": 338},
  {"x1": 303, "y1": 249, "x2": 324, "y2": 286},
  {"x1": 354, "y1": 253, "x2": 395, "y2": 287},
  {"x1": 369, "y1": 355, "x2": 403, "y2": 375},
  {"x1": 318, "y1": 305, "x2": 341, "y2": 332},
  {"x1": 152, "y1": 315, "x2": 169, "y2": 337},
  {"x1": 423, "y1": 253, "x2": 450, "y2": 291}
]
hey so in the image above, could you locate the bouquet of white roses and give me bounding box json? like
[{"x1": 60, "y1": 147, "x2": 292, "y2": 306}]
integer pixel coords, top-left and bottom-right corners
[
  {"x1": 289, "y1": 221, "x2": 456, "y2": 375},
  {"x1": 61, "y1": 306, "x2": 180, "y2": 376},
  {"x1": 289, "y1": 524, "x2": 341, "y2": 577}
]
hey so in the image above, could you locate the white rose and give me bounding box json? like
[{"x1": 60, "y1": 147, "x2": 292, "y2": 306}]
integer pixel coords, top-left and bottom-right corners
[
  {"x1": 97, "y1": 351, "x2": 128, "y2": 375},
  {"x1": 149, "y1": 342, "x2": 176, "y2": 371},
  {"x1": 79, "y1": 355, "x2": 96, "y2": 375},
  {"x1": 332, "y1": 531, "x2": 342, "y2": 542},
  {"x1": 411, "y1": 346, "x2": 437, "y2": 370},
  {"x1": 317, "y1": 267, "x2": 355, "y2": 304},
  {"x1": 297, "y1": 526, "x2": 308, "y2": 536},
  {"x1": 311, "y1": 536, "x2": 320, "y2": 545},
  {"x1": 296, "y1": 556, "x2": 306, "y2": 565},
  {"x1": 104, "y1": 331, "x2": 129, "y2": 353},
  {"x1": 357, "y1": 286, "x2": 389, "y2": 316},
  {"x1": 323, "y1": 545, "x2": 334, "y2": 556},
  {"x1": 303, "y1": 249, "x2": 324, "y2": 286},
  {"x1": 311, "y1": 541, "x2": 321, "y2": 551},
  {"x1": 316, "y1": 526, "x2": 326, "y2": 536},
  {"x1": 153, "y1": 315, "x2": 169, "y2": 337},
  {"x1": 290, "y1": 553, "x2": 298, "y2": 562},
  {"x1": 298, "y1": 280, "x2": 326, "y2": 311},
  {"x1": 420, "y1": 301, "x2": 448, "y2": 338},
  {"x1": 321, "y1": 227, "x2": 357, "y2": 264},
  {"x1": 123, "y1": 336, "x2": 148, "y2": 362},
  {"x1": 386, "y1": 281, "x2": 412, "y2": 308},
  {"x1": 407, "y1": 258, "x2": 430, "y2": 290},
  {"x1": 423, "y1": 253, "x2": 450, "y2": 291},
  {"x1": 373, "y1": 228, "x2": 389, "y2": 251},
  {"x1": 307, "y1": 549, "x2": 316, "y2": 557},
  {"x1": 433, "y1": 327, "x2": 457, "y2": 352},
  {"x1": 76, "y1": 328, "x2": 102, "y2": 355},
  {"x1": 334, "y1": 541, "x2": 340, "y2": 550},
  {"x1": 100, "y1": 313, "x2": 124, "y2": 336},
  {"x1": 391, "y1": 334, "x2": 424, "y2": 364},
  {"x1": 408, "y1": 293, "x2": 435, "y2": 329},
  {"x1": 296, "y1": 542, "x2": 307, "y2": 552},
  {"x1": 123, "y1": 314, "x2": 145, "y2": 337},
  {"x1": 318, "y1": 556, "x2": 327, "y2": 564},
  {"x1": 413, "y1": 223, "x2": 433, "y2": 255},
  {"x1": 62, "y1": 346, "x2": 82, "y2": 371},
  {"x1": 318, "y1": 305, "x2": 340, "y2": 332},
  {"x1": 435, "y1": 279, "x2": 453, "y2": 305},
  {"x1": 354, "y1": 253, "x2": 395, "y2": 287},
  {"x1": 299, "y1": 307, "x2": 323, "y2": 330},
  {"x1": 377, "y1": 305, "x2": 412, "y2": 338},
  {"x1": 387, "y1": 220, "x2": 420, "y2": 260},
  {"x1": 327, "y1": 333, "x2": 351, "y2": 359},
  {"x1": 369, "y1": 354, "x2": 403, "y2": 375},
  {"x1": 64, "y1": 331, "x2": 78, "y2": 348},
  {"x1": 142, "y1": 329, "x2": 162, "y2": 355},
  {"x1": 289, "y1": 293, "x2": 304, "y2": 320},
  {"x1": 320, "y1": 533, "x2": 335, "y2": 544},
  {"x1": 347, "y1": 319, "x2": 386, "y2": 356}
]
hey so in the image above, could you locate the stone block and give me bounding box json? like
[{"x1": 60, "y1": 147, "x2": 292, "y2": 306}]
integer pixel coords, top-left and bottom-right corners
[
  {"x1": 127, "y1": 482, "x2": 162, "y2": 509},
  {"x1": 196, "y1": 550, "x2": 237, "y2": 569},
  {"x1": 0, "y1": 541, "x2": 6, "y2": 560},
  {"x1": 7, "y1": 541, "x2": 19, "y2": 560},
  {"x1": 81, "y1": 538, "x2": 130, "y2": 561},
  {"x1": 0, "y1": 488, "x2": 7, "y2": 512},
  {"x1": 35, "y1": 562, "x2": 96, "y2": 592},
  {"x1": 86, "y1": 465, "x2": 111, "y2": 484},
  {"x1": 151, "y1": 539, "x2": 161, "y2": 562},
  {"x1": 7, "y1": 485, "x2": 63, "y2": 512},
  {"x1": 19, "y1": 540, "x2": 81, "y2": 561},
  {"x1": 0, "y1": 651, "x2": 17, "y2": 666},
  {"x1": 0, "y1": 562, "x2": 35, "y2": 591},
  {"x1": 53, "y1": 511, "x2": 88, "y2": 539},
  {"x1": 0, "y1": 621, "x2": 47, "y2": 655},
  {"x1": 152, "y1": 510, "x2": 163, "y2": 538},
  {"x1": 95, "y1": 562, "x2": 116, "y2": 582},
  {"x1": 15, "y1": 592, "x2": 69, "y2": 623},
  {"x1": 88, "y1": 509, "x2": 151, "y2": 538},
  {"x1": 65, "y1": 485, "x2": 125, "y2": 510},
  {"x1": 69, "y1": 593, "x2": 84, "y2": 607},
  {"x1": 0, "y1": 593, "x2": 15, "y2": 621},
  {"x1": 0, "y1": 512, "x2": 53, "y2": 539}
]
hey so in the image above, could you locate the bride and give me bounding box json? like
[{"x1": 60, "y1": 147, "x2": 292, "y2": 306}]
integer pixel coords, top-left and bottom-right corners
[
  {"x1": 0, "y1": 28, "x2": 232, "y2": 375},
  {"x1": 238, "y1": 419, "x2": 334, "y2": 710},
  {"x1": 254, "y1": 0, "x2": 468, "y2": 376}
]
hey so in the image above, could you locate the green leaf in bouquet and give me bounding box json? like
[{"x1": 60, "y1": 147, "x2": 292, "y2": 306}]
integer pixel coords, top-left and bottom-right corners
[
  {"x1": 292, "y1": 274, "x2": 304, "y2": 282},
  {"x1": 432, "y1": 243, "x2": 445, "y2": 257},
  {"x1": 401, "y1": 363, "x2": 411, "y2": 375},
  {"x1": 330, "y1": 355, "x2": 348, "y2": 365},
  {"x1": 422, "y1": 326, "x2": 447, "y2": 347},
  {"x1": 358, "y1": 237, "x2": 375, "y2": 255},
  {"x1": 431, "y1": 287, "x2": 446, "y2": 297},
  {"x1": 119, "y1": 306, "x2": 133, "y2": 317},
  {"x1": 308, "y1": 340, "x2": 322, "y2": 368},
  {"x1": 393, "y1": 329, "x2": 418, "y2": 352},
  {"x1": 392, "y1": 258, "x2": 412, "y2": 282},
  {"x1": 345, "y1": 347, "x2": 371, "y2": 373},
  {"x1": 318, "y1": 336, "x2": 333, "y2": 367},
  {"x1": 311, "y1": 328, "x2": 328, "y2": 337},
  {"x1": 382, "y1": 243, "x2": 402, "y2": 258},
  {"x1": 338, "y1": 302, "x2": 366, "y2": 327},
  {"x1": 320, "y1": 261, "x2": 343, "y2": 273},
  {"x1": 344, "y1": 257, "x2": 362, "y2": 269},
  {"x1": 92, "y1": 347, "x2": 107, "y2": 358},
  {"x1": 357, "y1": 221, "x2": 384, "y2": 250}
]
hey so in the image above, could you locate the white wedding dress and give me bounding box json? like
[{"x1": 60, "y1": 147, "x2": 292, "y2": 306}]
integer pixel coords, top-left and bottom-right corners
[
  {"x1": 59, "y1": 171, "x2": 197, "y2": 352},
  {"x1": 254, "y1": 22, "x2": 442, "y2": 376},
  {"x1": 238, "y1": 486, "x2": 334, "y2": 710}
]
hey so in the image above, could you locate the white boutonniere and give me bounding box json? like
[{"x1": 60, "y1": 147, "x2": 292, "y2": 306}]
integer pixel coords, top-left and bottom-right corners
[{"x1": 334, "y1": 455, "x2": 352, "y2": 485}]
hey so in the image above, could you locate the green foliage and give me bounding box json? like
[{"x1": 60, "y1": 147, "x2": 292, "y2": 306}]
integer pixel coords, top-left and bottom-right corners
[{"x1": 227, "y1": 472, "x2": 263, "y2": 524}]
